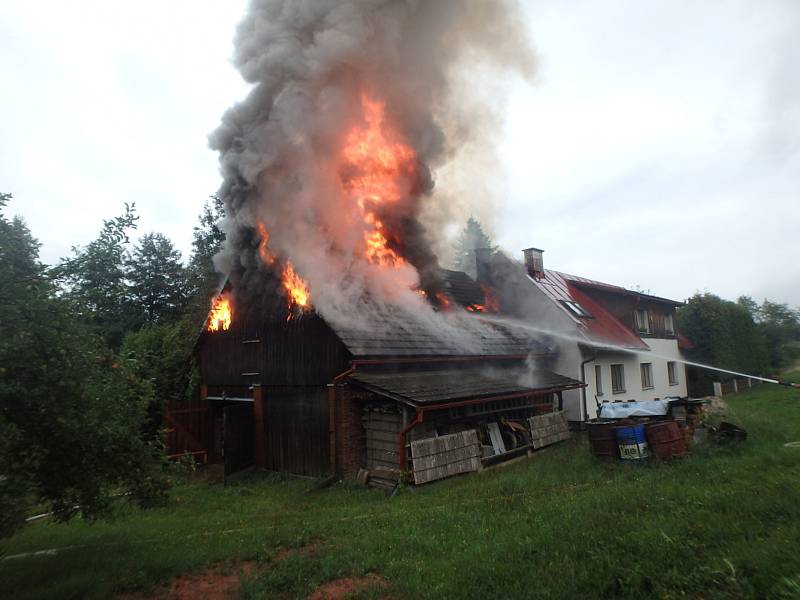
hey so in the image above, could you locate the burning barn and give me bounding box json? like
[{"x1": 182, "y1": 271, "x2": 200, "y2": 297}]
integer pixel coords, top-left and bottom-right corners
[
  {"x1": 193, "y1": 2, "x2": 576, "y2": 484},
  {"x1": 196, "y1": 270, "x2": 584, "y2": 485}
]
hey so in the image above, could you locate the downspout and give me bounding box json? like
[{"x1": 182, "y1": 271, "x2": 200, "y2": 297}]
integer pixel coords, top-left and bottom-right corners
[
  {"x1": 398, "y1": 408, "x2": 423, "y2": 474},
  {"x1": 580, "y1": 355, "x2": 596, "y2": 422}
]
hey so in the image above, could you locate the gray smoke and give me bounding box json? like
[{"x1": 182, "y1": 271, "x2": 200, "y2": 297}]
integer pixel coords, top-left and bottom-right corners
[{"x1": 209, "y1": 0, "x2": 534, "y2": 329}]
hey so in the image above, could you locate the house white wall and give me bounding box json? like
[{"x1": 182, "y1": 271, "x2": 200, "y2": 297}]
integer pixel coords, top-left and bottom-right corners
[{"x1": 574, "y1": 338, "x2": 688, "y2": 420}]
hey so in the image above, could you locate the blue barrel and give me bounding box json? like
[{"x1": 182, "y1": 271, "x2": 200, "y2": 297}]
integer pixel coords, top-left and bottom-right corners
[{"x1": 614, "y1": 424, "x2": 650, "y2": 461}]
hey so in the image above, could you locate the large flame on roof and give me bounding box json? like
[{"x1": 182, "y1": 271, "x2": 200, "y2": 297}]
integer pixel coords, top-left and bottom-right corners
[
  {"x1": 207, "y1": 293, "x2": 232, "y2": 332},
  {"x1": 341, "y1": 93, "x2": 417, "y2": 267},
  {"x1": 282, "y1": 261, "x2": 310, "y2": 308}
]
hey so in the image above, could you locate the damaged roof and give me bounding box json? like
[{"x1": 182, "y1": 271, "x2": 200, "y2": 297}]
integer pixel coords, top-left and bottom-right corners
[
  {"x1": 329, "y1": 312, "x2": 548, "y2": 358},
  {"x1": 348, "y1": 366, "x2": 584, "y2": 406}
]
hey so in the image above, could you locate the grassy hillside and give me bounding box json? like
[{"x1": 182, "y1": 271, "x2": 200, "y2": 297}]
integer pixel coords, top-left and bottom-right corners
[{"x1": 2, "y1": 383, "x2": 800, "y2": 599}]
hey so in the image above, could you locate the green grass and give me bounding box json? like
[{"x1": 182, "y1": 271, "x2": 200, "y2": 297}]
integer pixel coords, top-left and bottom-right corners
[{"x1": 3, "y1": 384, "x2": 800, "y2": 599}]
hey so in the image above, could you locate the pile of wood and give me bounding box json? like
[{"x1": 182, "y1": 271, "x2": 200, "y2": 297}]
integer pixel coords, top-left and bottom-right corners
[
  {"x1": 410, "y1": 430, "x2": 482, "y2": 484},
  {"x1": 528, "y1": 411, "x2": 571, "y2": 449},
  {"x1": 362, "y1": 405, "x2": 402, "y2": 490}
]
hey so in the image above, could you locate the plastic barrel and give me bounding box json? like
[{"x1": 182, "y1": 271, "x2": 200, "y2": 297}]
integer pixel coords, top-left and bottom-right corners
[
  {"x1": 645, "y1": 420, "x2": 686, "y2": 460},
  {"x1": 614, "y1": 423, "x2": 650, "y2": 461},
  {"x1": 587, "y1": 421, "x2": 619, "y2": 460}
]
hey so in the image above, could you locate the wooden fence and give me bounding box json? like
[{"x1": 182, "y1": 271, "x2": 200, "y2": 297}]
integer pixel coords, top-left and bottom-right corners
[
  {"x1": 713, "y1": 377, "x2": 764, "y2": 396},
  {"x1": 163, "y1": 401, "x2": 210, "y2": 464}
]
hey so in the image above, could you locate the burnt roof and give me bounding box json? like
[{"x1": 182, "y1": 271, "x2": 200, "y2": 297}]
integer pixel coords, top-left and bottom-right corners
[
  {"x1": 440, "y1": 269, "x2": 484, "y2": 307},
  {"x1": 348, "y1": 366, "x2": 584, "y2": 406},
  {"x1": 327, "y1": 308, "x2": 548, "y2": 358}
]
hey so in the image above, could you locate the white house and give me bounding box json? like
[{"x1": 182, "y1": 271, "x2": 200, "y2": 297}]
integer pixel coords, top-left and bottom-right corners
[{"x1": 488, "y1": 247, "x2": 689, "y2": 423}]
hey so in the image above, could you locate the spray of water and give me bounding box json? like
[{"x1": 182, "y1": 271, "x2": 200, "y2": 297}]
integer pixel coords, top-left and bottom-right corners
[{"x1": 483, "y1": 315, "x2": 789, "y2": 386}]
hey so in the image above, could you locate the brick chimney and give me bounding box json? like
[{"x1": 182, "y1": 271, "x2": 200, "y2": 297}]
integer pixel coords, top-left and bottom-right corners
[{"x1": 522, "y1": 247, "x2": 545, "y2": 279}]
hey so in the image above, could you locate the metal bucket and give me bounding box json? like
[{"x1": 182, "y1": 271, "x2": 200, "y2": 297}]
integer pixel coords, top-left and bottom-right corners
[
  {"x1": 645, "y1": 420, "x2": 686, "y2": 460},
  {"x1": 614, "y1": 423, "x2": 650, "y2": 461},
  {"x1": 587, "y1": 420, "x2": 619, "y2": 461}
]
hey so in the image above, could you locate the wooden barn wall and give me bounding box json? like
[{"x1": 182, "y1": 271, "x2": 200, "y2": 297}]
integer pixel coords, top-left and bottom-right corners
[
  {"x1": 262, "y1": 387, "x2": 331, "y2": 477},
  {"x1": 197, "y1": 313, "x2": 351, "y2": 388}
]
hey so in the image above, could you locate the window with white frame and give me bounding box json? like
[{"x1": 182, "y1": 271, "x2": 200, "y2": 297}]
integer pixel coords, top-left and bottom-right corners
[
  {"x1": 611, "y1": 364, "x2": 625, "y2": 394},
  {"x1": 667, "y1": 361, "x2": 679, "y2": 386},
  {"x1": 636, "y1": 308, "x2": 650, "y2": 333},
  {"x1": 664, "y1": 313, "x2": 675, "y2": 335},
  {"x1": 562, "y1": 300, "x2": 592, "y2": 318},
  {"x1": 595, "y1": 365, "x2": 603, "y2": 396},
  {"x1": 640, "y1": 362, "x2": 654, "y2": 389}
]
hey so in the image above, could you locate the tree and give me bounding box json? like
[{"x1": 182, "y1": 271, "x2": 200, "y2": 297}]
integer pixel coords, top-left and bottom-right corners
[
  {"x1": 676, "y1": 293, "x2": 770, "y2": 390},
  {"x1": 0, "y1": 195, "x2": 167, "y2": 538},
  {"x1": 452, "y1": 216, "x2": 496, "y2": 276},
  {"x1": 55, "y1": 204, "x2": 140, "y2": 347},
  {"x1": 126, "y1": 233, "x2": 188, "y2": 324},
  {"x1": 187, "y1": 194, "x2": 226, "y2": 305}
]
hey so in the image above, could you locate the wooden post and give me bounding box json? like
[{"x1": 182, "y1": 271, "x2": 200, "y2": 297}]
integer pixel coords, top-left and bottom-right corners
[
  {"x1": 713, "y1": 381, "x2": 722, "y2": 397},
  {"x1": 732, "y1": 379, "x2": 738, "y2": 393},
  {"x1": 252, "y1": 384, "x2": 265, "y2": 468}
]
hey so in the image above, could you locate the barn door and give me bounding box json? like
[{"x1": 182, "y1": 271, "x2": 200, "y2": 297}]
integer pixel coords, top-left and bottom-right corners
[{"x1": 223, "y1": 403, "x2": 254, "y2": 483}]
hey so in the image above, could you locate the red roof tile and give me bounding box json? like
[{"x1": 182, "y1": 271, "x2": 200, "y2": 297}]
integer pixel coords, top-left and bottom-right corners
[{"x1": 531, "y1": 270, "x2": 650, "y2": 350}]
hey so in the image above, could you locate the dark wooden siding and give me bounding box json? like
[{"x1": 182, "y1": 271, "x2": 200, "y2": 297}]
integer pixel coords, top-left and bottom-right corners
[
  {"x1": 262, "y1": 387, "x2": 331, "y2": 476},
  {"x1": 197, "y1": 312, "x2": 351, "y2": 388}
]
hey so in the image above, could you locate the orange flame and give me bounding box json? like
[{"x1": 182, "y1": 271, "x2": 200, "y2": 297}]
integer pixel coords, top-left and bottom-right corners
[
  {"x1": 256, "y1": 222, "x2": 276, "y2": 267},
  {"x1": 207, "y1": 293, "x2": 232, "y2": 331},
  {"x1": 434, "y1": 292, "x2": 452, "y2": 310},
  {"x1": 282, "y1": 261, "x2": 310, "y2": 309},
  {"x1": 341, "y1": 93, "x2": 417, "y2": 267},
  {"x1": 254, "y1": 221, "x2": 312, "y2": 311}
]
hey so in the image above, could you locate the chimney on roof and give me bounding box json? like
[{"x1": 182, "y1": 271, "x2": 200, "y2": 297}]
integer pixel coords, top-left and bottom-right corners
[
  {"x1": 522, "y1": 247, "x2": 544, "y2": 279},
  {"x1": 474, "y1": 247, "x2": 492, "y2": 284}
]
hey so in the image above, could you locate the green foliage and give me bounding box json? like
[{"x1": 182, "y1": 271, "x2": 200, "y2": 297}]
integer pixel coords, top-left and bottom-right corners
[
  {"x1": 125, "y1": 232, "x2": 189, "y2": 324},
  {"x1": 677, "y1": 293, "x2": 770, "y2": 383},
  {"x1": 452, "y1": 216, "x2": 495, "y2": 274},
  {"x1": 120, "y1": 318, "x2": 200, "y2": 426},
  {"x1": 188, "y1": 194, "x2": 226, "y2": 307},
  {"x1": 0, "y1": 196, "x2": 167, "y2": 539},
  {"x1": 55, "y1": 204, "x2": 140, "y2": 347},
  {"x1": 3, "y1": 386, "x2": 800, "y2": 599},
  {"x1": 738, "y1": 295, "x2": 800, "y2": 371}
]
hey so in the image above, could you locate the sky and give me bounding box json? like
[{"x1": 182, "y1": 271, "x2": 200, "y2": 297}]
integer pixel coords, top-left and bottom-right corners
[{"x1": 1, "y1": 1, "x2": 798, "y2": 306}]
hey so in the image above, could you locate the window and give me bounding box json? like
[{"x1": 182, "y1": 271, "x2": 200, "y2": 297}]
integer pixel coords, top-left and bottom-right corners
[
  {"x1": 640, "y1": 362, "x2": 654, "y2": 389},
  {"x1": 611, "y1": 364, "x2": 625, "y2": 394},
  {"x1": 668, "y1": 361, "x2": 679, "y2": 386},
  {"x1": 664, "y1": 313, "x2": 675, "y2": 335},
  {"x1": 562, "y1": 300, "x2": 592, "y2": 318},
  {"x1": 595, "y1": 365, "x2": 603, "y2": 396},
  {"x1": 636, "y1": 308, "x2": 650, "y2": 333}
]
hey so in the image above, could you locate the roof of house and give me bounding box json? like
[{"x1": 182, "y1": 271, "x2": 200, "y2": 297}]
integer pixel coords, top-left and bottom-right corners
[
  {"x1": 529, "y1": 270, "x2": 656, "y2": 350},
  {"x1": 328, "y1": 308, "x2": 549, "y2": 358},
  {"x1": 348, "y1": 366, "x2": 584, "y2": 406}
]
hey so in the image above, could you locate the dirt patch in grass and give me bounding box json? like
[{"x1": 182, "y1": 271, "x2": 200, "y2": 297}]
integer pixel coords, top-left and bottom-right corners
[
  {"x1": 308, "y1": 574, "x2": 387, "y2": 600},
  {"x1": 120, "y1": 561, "x2": 256, "y2": 600}
]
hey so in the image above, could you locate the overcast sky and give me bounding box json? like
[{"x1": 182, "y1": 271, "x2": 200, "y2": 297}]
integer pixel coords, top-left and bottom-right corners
[{"x1": 1, "y1": 1, "x2": 798, "y2": 306}]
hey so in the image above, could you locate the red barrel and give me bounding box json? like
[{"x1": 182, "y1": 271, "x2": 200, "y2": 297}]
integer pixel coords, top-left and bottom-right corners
[
  {"x1": 587, "y1": 420, "x2": 619, "y2": 460},
  {"x1": 645, "y1": 420, "x2": 686, "y2": 460}
]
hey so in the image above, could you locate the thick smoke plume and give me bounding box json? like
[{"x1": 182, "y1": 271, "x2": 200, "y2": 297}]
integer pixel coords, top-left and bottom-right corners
[{"x1": 210, "y1": 0, "x2": 534, "y2": 333}]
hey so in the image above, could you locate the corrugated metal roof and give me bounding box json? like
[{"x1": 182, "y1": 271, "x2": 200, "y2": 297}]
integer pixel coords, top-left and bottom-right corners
[{"x1": 348, "y1": 366, "x2": 584, "y2": 405}]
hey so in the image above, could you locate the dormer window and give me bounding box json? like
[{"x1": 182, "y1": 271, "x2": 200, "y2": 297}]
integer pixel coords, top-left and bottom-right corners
[
  {"x1": 562, "y1": 300, "x2": 592, "y2": 318},
  {"x1": 636, "y1": 308, "x2": 651, "y2": 333}
]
